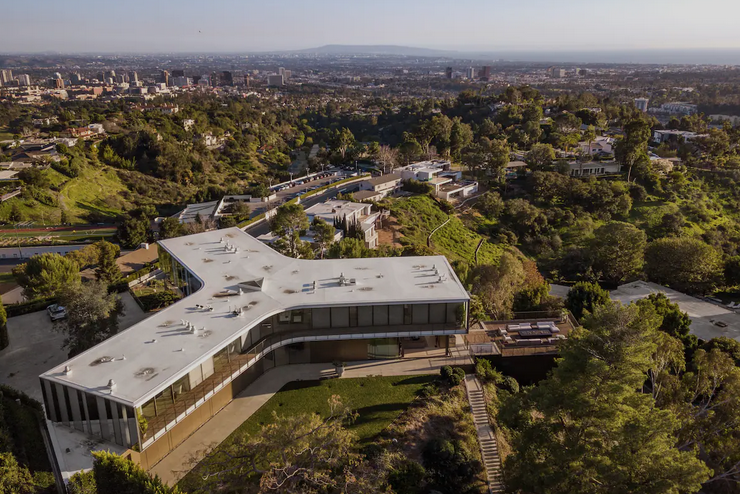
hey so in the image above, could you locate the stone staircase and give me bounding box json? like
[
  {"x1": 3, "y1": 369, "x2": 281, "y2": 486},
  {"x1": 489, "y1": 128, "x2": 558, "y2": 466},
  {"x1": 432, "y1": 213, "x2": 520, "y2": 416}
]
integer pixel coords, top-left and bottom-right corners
[{"x1": 464, "y1": 374, "x2": 504, "y2": 493}]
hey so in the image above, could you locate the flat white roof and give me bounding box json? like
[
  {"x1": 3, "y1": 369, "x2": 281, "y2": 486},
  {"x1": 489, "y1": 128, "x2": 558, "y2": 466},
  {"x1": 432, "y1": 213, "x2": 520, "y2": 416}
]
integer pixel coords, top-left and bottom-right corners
[
  {"x1": 41, "y1": 228, "x2": 469, "y2": 406},
  {"x1": 305, "y1": 200, "x2": 368, "y2": 221}
]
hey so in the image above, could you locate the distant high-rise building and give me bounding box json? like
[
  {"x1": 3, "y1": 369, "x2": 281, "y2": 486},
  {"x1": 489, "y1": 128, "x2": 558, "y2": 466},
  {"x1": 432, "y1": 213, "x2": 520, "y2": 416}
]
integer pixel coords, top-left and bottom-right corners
[
  {"x1": 0, "y1": 69, "x2": 13, "y2": 86},
  {"x1": 53, "y1": 78, "x2": 65, "y2": 89},
  {"x1": 283, "y1": 69, "x2": 291, "y2": 80},
  {"x1": 221, "y1": 71, "x2": 233, "y2": 86},
  {"x1": 172, "y1": 76, "x2": 192, "y2": 87},
  {"x1": 445, "y1": 67, "x2": 453, "y2": 79},
  {"x1": 268, "y1": 74, "x2": 285, "y2": 87},
  {"x1": 129, "y1": 71, "x2": 139, "y2": 83},
  {"x1": 278, "y1": 67, "x2": 285, "y2": 76},
  {"x1": 172, "y1": 69, "x2": 185, "y2": 78},
  {"x1": 115, "y1": 74, "x2": 126, "y2": 84},
  {"x1": 244, "y1": 74, "x2": 250, "y2": 88},
  {"x1": 70, "y1": 73, "x2": 82, "y2": 85},
  {"x1": 547, "y1": 67, "x2": 566, "y2": 78},
  {"x1": 17, "y1": 74, "x2": 31, "y2": 86},
  {"x1": 480, "y1": 66, "x2": 492, "y2": 80},
  {"x1": 161, "y1": 70, "x2": 170, "y2": 86},
  {"x1": 634, "y1": 98, "x2": 650, "y2": 112},
  {"x1": 466, "y1": 67, "x2": 475, "y2": 79}
]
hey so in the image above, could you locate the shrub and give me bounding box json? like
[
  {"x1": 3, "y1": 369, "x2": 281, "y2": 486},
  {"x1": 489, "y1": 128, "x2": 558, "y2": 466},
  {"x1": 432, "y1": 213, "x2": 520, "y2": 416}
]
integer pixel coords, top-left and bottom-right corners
[
  {"x1": 500, "y1": 376, "x2": 520, "y2": 394},
  {"x1": 475, "y1": 358, "x2": 502, "y2": 384},
  {"x1": 92, "y1": 451, "x2": 180, "y2": 494},
  {"x1": 137, "y1": 290, "x2": 179, "y2": 311},
  {"x1": 441, "y1": 366, "x2": 465, "y2": 386},
  {"x1": 402, "y1": 179, "x2": 433, "y2": 194},
  {"x1": 6, "y1": 297, "x2": 58, "y2": 318},
  {"x1": 422, "y1": 438, "x2": 481, "y2": 493},
  {"x1": 388, "y1": 460, "x2": 427, "y2": 494}
]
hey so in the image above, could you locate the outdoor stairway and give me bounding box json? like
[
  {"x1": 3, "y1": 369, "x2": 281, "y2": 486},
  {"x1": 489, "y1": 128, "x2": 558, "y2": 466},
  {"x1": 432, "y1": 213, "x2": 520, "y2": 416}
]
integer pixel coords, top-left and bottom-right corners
[{"x1": 464, "y1": 374, "x2": 504, "y2": 494}]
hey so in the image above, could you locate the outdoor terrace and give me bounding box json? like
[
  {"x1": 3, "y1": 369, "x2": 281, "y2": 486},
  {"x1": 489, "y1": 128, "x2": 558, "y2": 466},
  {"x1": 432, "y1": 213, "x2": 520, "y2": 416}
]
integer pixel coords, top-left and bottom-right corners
[{"x1": 465, "y1": 311, "x2": 578, "y2": 357}]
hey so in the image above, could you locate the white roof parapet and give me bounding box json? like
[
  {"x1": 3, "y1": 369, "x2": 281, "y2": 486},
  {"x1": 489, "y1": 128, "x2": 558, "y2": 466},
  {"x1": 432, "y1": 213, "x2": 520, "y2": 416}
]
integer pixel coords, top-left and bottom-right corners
[{"x1": 40, "y1": 228, "x2": 469, "y2": 406}]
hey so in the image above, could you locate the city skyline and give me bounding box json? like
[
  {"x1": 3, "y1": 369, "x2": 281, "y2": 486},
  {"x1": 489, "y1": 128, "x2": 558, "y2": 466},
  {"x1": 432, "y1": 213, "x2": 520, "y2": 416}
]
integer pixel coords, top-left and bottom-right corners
[{"x1": 2, "y1": 0, "x2": 740, "y2": 56}]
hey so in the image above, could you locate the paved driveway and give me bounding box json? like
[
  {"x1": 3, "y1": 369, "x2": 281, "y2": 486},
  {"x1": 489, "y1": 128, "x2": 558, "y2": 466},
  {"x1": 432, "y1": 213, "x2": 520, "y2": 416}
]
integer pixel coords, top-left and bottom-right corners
[{"x1": 0, "y1": 291, "x2": 148, "y2": 401}]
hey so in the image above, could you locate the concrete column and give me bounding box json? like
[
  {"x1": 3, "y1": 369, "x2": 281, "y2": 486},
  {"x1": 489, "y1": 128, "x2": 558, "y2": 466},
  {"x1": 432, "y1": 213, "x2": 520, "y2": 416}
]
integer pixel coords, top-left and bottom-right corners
[
  {"x1": 80, "y1": 392, "x2": 93, "y2": 435},
  {"x1": 67, "y1": 387, "x2": 84, "y2": 431},
  {"x1": 109, "y1": 401, "x2": 123, "y2": 445},
  {"x1": 96, "y1": 397, "x2": 110, "y2": 440},
  {"x1": 42, "y1": 379, "x2": 58, "y2": 422},
  {"x1": 54, "y1": 383, "x2": 69, "y2": 425}
]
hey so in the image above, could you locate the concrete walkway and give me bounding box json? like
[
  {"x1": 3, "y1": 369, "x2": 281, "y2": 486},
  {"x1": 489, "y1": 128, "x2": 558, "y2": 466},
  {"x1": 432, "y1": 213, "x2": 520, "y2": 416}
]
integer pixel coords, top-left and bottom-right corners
[
  {"x1": 464, "y1": 375, "x2": 504, "y2": 493},
  {"x1": 152, "y1": 352, "x2": 473, "y2": 486}
]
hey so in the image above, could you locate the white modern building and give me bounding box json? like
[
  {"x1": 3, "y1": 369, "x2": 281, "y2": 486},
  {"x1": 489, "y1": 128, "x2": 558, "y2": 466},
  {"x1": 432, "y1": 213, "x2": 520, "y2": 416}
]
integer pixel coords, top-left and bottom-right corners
[
  {"x1": 39, "y1": 228, "x2": 470, "y2": 478},
  {"x1": 660, "y1": 102, "x2": 699, "y2": 115},
  {"x1": 305, "y1": 199, "x2": 380, "y2": 248}
]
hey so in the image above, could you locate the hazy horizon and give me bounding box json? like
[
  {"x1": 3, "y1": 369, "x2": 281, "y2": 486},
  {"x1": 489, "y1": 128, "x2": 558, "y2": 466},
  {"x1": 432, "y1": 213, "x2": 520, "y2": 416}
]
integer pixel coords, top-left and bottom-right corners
[{"x1": 3, "y1": 0, "x2": 740, "y2": 59}]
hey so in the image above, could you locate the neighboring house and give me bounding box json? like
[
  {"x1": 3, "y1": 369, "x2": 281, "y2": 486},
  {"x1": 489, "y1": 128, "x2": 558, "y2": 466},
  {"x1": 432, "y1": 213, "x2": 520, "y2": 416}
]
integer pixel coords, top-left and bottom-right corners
[
  {"x1": 305, "y1": 199, "x2": 380, "y2": 248},
  {"x1": 172, "y1": 195, "x2": 274, "y2": 225},
  {"x1": 398, "y1": 160, "x2": 451, "y2": 182},
  {"x1": 352, "y1": 190, "x2": 383, "y2": 202},
  {"x1": 435, "y1": 181, "x2": 479, "y2": 202},
  {"x1": 505, "y1": 161, "x2": 527, "y2": 179},
  {"x1": 568, "y1": 161, "x2": 622, "y2": 177},
  {"x1": 62, "y1": 127, "x2": 96, "y2": 139},
  {"x1": 652, "y1": 129, "x2": 708, "y2": 144},
  {"x1": 87, "y1": 123, "x2": 105, "y2": 135},
  {"x1": 578, "y1": 136, "x2": 615, "y2": 156},
  {"x1": 40, "y1": 228, "x2": 470, "y2": 479},
  {"x1": 357, "y1": 173, "x2": 402, "y2": 198},
  {"x1": 182, "y1": 119, "x2": 195, "y2": 131}
]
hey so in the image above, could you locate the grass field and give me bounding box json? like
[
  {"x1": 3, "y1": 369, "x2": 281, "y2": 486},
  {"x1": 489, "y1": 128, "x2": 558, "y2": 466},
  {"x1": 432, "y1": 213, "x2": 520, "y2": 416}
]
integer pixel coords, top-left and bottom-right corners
[
  {"x1": 179, "y1": 375, "x2": 435, "y2": 490},
  {"x1": 391, "y1": 195, "x2": 503, "y2": 265}
]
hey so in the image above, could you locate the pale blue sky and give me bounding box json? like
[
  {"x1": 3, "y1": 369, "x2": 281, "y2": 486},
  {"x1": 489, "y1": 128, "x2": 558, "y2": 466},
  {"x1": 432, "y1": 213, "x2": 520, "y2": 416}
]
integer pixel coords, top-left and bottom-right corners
[{"x1": 2, "y1": 0, "x2": 739, "y2": 53}]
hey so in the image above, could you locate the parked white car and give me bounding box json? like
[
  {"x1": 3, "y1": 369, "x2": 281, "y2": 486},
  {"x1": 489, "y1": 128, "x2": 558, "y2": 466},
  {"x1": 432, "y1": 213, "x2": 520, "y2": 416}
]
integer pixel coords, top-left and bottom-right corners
[{"x1": 47, "y1": 304, "x2": 67, "y2": 321}]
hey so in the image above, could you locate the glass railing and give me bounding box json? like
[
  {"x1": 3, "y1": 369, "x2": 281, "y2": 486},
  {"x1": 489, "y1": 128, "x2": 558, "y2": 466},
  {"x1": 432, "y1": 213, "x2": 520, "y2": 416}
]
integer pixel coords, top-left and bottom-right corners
[{"x1": 140, "y1": 321, "x2": 462, "y2": 445}]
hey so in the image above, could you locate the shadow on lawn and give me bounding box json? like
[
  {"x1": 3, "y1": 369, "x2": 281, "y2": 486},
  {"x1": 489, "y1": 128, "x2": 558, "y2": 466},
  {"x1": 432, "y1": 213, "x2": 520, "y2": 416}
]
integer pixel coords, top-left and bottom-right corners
[{"x1": 393, "y1": 375, "x2": 437, "y2": 386}]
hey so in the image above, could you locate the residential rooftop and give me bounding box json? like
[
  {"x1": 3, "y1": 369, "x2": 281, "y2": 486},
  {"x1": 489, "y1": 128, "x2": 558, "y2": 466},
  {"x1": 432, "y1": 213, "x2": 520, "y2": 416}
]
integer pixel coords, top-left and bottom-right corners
[
  {"x1": 363, "y1": 173, "x2": 402, "y2": 186},
  {"x1": 304, "y1": 199, "x2": 369, "y2": 222},
  {"x1": 41, "y1": 228, "x2": 469, "y2": 407}
]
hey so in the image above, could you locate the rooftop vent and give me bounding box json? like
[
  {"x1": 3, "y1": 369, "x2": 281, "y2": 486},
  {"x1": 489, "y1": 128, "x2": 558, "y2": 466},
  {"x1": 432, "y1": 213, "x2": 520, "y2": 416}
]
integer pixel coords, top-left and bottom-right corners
[
  {"x1": 135, "y1": 368, "x2": 155, "y2": 378},
  {"x1": 63, "y1": 365, "x2": 71, "y2": 375},
  {"x1": 238, "y1": 278, "x2": 265, "y2": 292},
  {"x1": 107, "y1": 380, "x2": 116, "y2": 390},
  {"x1": 90, "y1": 356, "x2": 115, "y2": 367}
]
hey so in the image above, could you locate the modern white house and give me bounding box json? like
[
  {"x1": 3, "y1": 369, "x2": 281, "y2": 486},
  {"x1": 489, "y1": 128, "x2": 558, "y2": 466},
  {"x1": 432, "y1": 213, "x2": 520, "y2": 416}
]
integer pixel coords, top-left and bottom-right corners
[
  {"x1": 39, "y1": 228, "x2": 470, "y2": 480},
  {"x1": 435, "y1": 181, "x2": 479, "y2": 201},
  {"x1": 305, "y1": 199, "x2": 380, "y2": 248}
]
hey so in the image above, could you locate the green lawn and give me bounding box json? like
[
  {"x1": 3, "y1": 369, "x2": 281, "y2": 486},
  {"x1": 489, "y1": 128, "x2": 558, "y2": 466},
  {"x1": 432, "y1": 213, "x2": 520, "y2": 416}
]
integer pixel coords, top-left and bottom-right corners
[{"x1": 179, "y1": 375, "x2": 435, "y2": 489}]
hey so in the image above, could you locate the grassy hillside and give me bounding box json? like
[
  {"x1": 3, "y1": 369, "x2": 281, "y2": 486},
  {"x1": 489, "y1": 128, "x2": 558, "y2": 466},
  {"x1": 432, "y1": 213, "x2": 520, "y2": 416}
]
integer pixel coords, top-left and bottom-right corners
[
  {"x1": 0, "y1": 164, "x2": 194, "y2": 225},
  {"x1": 391, "y1": 195, "x2": 503, "y2": 265}
]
